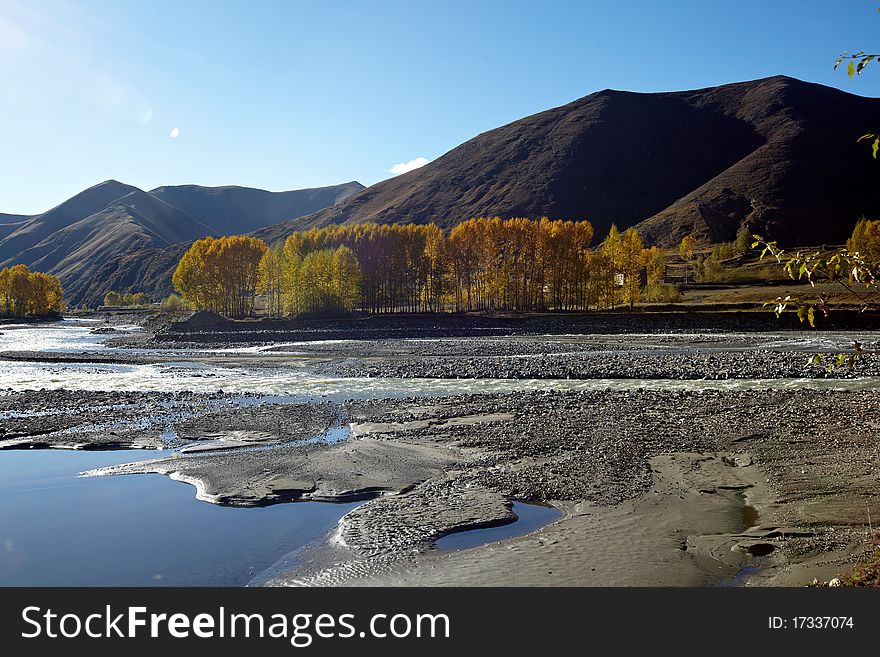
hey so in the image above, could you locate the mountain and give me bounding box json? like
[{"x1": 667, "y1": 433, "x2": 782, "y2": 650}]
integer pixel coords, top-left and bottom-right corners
[
  {"x1": 0, "y1": 180, "x2": 364, "y2": 306},
  {"x1": 259, "y1": 76, "x2": 880, "y2": 247},
  {"x1": 150, "y1": 181, "x2": 364, "y2": 235},
  {"x1": 0, "y1": 180, "x2": 139, "y2": 265},
  {"x1": 70, "y1": 243, "x2": 191, "y2": 308},
  {"x1": 20, "y1": 190, "x2": 217, "y2": 306},
  {"x1": 0, "y1": 213, "x2": 30, "y2": 241}
]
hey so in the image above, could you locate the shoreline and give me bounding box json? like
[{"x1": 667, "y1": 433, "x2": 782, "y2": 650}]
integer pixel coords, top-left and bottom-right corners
[{"x1": 71, "y1": 389, "x2": 880, "y2": 587}]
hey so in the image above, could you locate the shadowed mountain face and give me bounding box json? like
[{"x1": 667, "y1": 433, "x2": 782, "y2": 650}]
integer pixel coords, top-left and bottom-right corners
[
  {"x1": 0, "y1": 213, "x2": 30, "y2": 241},
  {"x1": 150, "y1": 181, "x2": 364, "y2": 235},
  {"x1": 70, "y1": 243, "x2": 191, "y2": 308},
  {"x1": 0, "y1": 181, "x2": 364, "y2": 306},
  {"x1": 258, "y1": 76, "x2": 880, "y2": 247}
]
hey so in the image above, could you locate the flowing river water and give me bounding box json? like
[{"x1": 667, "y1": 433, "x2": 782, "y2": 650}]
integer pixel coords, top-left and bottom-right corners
[{"x1": 2, "y1": 319, "x2": 880, "y2": 586}]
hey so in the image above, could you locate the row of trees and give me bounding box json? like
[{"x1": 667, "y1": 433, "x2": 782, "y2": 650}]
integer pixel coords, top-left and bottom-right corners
[
  {"x1": 258, "y1": 242, "x2": 362, "y2": 316},
  {"x1": 173, "y1": 218, "x2": 668, "y2": 317},
  {"x1": 0, "y1": 265, "x2": 64, "y2": 317}
]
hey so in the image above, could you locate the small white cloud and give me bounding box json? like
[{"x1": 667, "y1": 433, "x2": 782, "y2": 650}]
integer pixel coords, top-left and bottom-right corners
[
  {"x1": 389, "y1": 157, "x2": 429, "y2": 175},
  {"x1": 169, "y1": 127, "x2": 180, "y2": 138}
]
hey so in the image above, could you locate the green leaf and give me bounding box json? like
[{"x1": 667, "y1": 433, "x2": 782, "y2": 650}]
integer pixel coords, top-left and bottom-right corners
[
  {"x1": 848, "y1": 60, "x2": 856, "y2": 78},
  {"x1": 797, "y1": 306, "x2": 807, "y2": 322},
  {"x1": 873, "y1": 137, "x2": 879, "y2": 159},
  {"x1": 858, "y1": 133, "x2": 876, "y2": 142},
  {"x1": 807, "y1": 306, "x2": 815, "y2": 328}
]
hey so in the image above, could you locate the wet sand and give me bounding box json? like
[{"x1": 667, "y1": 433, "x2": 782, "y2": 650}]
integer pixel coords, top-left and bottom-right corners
[{"x1": 77, "y1": 389, "x2": 880, "y2": 587}]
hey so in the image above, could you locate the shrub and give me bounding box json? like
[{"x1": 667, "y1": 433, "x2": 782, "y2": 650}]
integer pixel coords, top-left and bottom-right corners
[
  {"x1": 642, "y1": 283, "x2": 681, "y2": 303},
  {"x1": 735, "y1": 227, "x2": 752, "y2": 254},
  {"x1": 160, "y1": 293, "x2": 189, "y2": 311}
]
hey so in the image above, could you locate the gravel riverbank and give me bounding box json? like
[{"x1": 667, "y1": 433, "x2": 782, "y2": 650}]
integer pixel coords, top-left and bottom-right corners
[{"x1": 4, "y1": 312, "x2": 880, "y2": 587}]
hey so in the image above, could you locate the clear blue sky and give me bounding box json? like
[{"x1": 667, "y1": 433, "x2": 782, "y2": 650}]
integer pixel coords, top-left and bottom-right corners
[{"x1": 1, "y1": 0, "x2": 879, "y2": 214}]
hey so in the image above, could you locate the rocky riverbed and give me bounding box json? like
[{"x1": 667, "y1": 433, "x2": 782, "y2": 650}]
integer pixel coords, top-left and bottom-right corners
[
  {"x1": 14, "y1": 385, "x2": 880, "y2": 587},
  {"x1": 3, "y1": 312, "x2": 880, "y2": 586}
]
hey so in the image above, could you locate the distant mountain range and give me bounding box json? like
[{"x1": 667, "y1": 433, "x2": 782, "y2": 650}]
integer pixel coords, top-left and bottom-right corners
[
  {"x1": 3, "y1": 75, "x2": 878, "y2": 307},
  {"x1": 0, "y1": 181, "x2": 363, "y2": 306},
  {"x1": 257, "y1": 75, "x2": 880, "y2": 248}
]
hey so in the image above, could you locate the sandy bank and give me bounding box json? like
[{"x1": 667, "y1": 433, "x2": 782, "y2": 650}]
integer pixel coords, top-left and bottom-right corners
[{"x1": 69, "y1": 389, "x2": 880, "y2": 587}]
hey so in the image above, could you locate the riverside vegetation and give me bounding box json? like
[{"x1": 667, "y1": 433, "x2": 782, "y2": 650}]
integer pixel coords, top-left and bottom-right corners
[
  {"x1": 0, "y1": 264, "x2": 64, "y2": 318},
  {"x1": 171, "y1": 218, "x2": 668, "y2": 318}
]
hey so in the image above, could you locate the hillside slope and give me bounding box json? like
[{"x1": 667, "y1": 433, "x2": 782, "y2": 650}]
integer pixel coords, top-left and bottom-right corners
[
  {"x1": 0, "y1": 180, "x2": 364, "y2": 306},
  {"x1": 0, "y1": 180, "x2": 139, "y2": 266},
  {"x1": 150, "y1": 181, "x2": 364, "y2": 235},
  {"x1": 71, "y1": 183, "x2": 364, "y2": 306},
  {"x1": 260, "y1": 76, "x2": 880, "y2": 247}
]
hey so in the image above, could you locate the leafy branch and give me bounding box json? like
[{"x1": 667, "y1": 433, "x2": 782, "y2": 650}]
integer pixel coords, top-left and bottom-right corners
[
  {"x1": 752, "y1": 235, "x2": 880, "y2": 325},
  {"x1": 834, "y1": 6, "x2": 879, "y2": 157},
  {"x1": 835, "y1": 51, "x2": 879, "y2": 78},
  {"x1": 751, "y1": 236, "x2": 880, "y2": 369}
]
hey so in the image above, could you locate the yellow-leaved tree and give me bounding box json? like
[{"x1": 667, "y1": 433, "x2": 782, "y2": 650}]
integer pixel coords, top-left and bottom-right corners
[
  {"x1": 173, "y1": 236, "x2": 267, "y2": 317},
  {"x1": 0, "y1": 264, "x2": 63, "y2": 317}
]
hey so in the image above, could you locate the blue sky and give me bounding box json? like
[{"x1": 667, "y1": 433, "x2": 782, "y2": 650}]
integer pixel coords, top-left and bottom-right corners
[{"x1": 1, "y1": 0, "x2": 879, "y2": 214}]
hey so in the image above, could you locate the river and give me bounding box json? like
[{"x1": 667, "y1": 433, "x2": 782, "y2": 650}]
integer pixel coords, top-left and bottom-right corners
[{"x1": 2, "y1": 319, "x2": 880, "y2": 586}]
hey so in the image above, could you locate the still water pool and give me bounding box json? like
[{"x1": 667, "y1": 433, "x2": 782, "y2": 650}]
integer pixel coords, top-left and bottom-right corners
[{"x1": 0, "y1": 449, "x2": 359, "y2": 586}]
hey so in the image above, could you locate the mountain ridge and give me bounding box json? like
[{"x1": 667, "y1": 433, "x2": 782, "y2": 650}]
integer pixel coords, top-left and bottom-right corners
[
  {"x1": 257, "y1": 75, "x2": 880, "y2": 247},
  {"x1": 5, "y1": 75, "x2": 879, "y2": 306},
  {"x1": 0, "y1": 180, "x2": 365, "y2": 306}
]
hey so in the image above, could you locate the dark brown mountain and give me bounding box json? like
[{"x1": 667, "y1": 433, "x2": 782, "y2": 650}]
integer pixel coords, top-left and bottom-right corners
[
  {"x1": 24, "y1": 190, "x2": 216, "y2": 305},
  {"x1": 71, "y1": 243, "x2": 190, "y2": 308},
  {"x1": 0, "y1": 180, "x2": 139, "y2": 265},
  {"x1": 257, "y1": 76, "x2": 880, "y2": 247}
]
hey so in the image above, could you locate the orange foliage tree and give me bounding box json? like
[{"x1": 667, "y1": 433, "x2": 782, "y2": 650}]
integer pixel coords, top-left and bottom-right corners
[
  {"x1": 173, "y1": 236, "x2": 268, "y2": 317},
  {"x1": 172, "y1": 218, "x2": 667, "y2": 316},
  {"x1": 0, "y1": 264, "x2": 64, "y2": 317}
]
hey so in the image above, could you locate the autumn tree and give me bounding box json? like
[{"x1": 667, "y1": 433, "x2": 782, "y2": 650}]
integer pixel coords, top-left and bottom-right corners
[
  {"x1": 618, "y1": 228, "x2": 645, "y2": 309},
  {"x1": 173, "y1": 237, "x2": 219, "y2": 311},
  {"x1": 735, "y1": 226, "x2": 752, "y2": 254},
  {"x1": 103, "y1": 291, "x2": 147, "y2": 307},
  {"x1": 643, "y1": 246, "x2": 667, "y2": 285},
  {"x1": 104, "y1": 291, "x2": 124, "y2": 307},
  {"x1": 599, "y1": 225, "x2": 623, "y2": 309},
  {"x1": 332, "y1": 246, "x2": 362, "y2": 312},
  {"x1": 173, "y1": 236, "x2": 267, "y2": 317},
  {"x1": 0, "y1": 265, "x2": 63, "y2": 317},
  {"x1": 846, "y1": 218, "x2": 880, "y2": 266},
  {"x1": 258, "y1": 242, "x2": 286, "y2": 317},
  {"x1": 679, "y1": 235, "x2": 697, "y2": 261}
]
